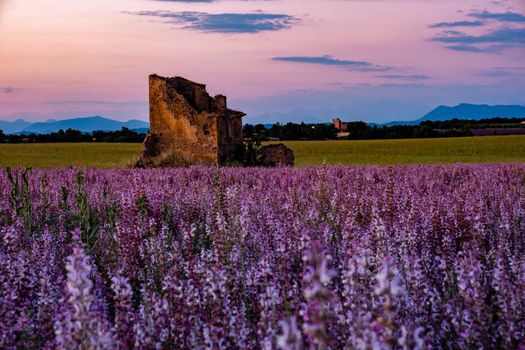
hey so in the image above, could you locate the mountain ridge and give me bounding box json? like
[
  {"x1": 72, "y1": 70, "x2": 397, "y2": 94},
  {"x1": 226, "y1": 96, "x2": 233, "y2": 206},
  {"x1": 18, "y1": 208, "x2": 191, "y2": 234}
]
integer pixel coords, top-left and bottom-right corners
[
  {"x1": 380, "y1": 103, "x2": 525, "y2": 126},
  {"x1": 1, "y1": 104, "x2": 525, "y2": 133},
  {"x1": 0, "y1": 116, "x2": 149, "y2": 134}
]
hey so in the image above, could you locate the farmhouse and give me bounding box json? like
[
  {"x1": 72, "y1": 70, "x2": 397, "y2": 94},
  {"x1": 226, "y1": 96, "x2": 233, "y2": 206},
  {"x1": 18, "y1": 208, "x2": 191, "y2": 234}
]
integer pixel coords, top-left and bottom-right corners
[{"x1": 141, "y1": 74, "x2": 246, "y2": 166}]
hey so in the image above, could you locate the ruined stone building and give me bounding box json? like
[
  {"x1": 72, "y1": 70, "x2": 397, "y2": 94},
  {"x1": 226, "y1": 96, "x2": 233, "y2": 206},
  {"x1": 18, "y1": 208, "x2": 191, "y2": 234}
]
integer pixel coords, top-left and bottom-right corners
[
  {"x1": 332, "y1": 118, "x2": 350, "y2": 132},
  {"x1": 141, "y1": 74, "x2": 246, "y2": 165}
]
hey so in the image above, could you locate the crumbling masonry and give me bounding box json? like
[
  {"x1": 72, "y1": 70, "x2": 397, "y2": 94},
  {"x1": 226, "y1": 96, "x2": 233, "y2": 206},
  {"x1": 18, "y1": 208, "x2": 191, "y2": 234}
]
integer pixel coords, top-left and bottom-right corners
[{"x1": 140, "y1": 74, "x2": 246, "y2": 166}]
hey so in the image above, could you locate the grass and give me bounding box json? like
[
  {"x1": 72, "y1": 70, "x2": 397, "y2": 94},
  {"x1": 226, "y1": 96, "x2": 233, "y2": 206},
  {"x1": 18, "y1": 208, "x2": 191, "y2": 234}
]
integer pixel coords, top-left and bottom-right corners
[
  {"x1": 0, "y1": 143, "x2": 142, "y2": 169},
  {"x1": 0, "y1": 135, "x2": 524, "y2": 168},
  {"x1": 278, "y1": 135, "x2": 525, "y2": 166}
]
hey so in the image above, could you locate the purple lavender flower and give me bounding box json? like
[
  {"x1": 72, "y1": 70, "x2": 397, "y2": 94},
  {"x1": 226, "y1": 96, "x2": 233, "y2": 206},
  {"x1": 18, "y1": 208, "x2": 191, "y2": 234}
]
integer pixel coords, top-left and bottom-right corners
[
  {"x1": 55, "y1": 243, "x2": 114, "y2": 349},
  {"x1": 0, "y1": 164, "x2": 523, "y2": 348}
]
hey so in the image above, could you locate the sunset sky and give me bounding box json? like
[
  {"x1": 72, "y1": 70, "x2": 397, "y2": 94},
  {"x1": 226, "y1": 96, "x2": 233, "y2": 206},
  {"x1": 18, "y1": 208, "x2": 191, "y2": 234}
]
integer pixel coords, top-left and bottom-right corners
[{"x1": 0, "y1": 0, "x2": 524, "y2": 123}]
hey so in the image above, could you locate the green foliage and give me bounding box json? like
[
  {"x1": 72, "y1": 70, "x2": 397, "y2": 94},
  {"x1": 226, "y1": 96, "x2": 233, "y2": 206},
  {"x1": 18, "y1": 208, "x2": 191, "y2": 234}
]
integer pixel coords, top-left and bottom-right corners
[
  {"x1": 231, "y1": 137, "x2": 262, "y2": 166},
  {"x1": 273, "y1": 136, "x2": 525, "y2": 166},
  {"x1": 1, "y1": 127, "x2": 146, "y2": 144},
  {"x1": 38, "y1": 175, "x2": 53, "y2": 226},
  {"x1": 422, "y1": 117, "x2": 525, "y2": 129},
  {"x1": 6, "y1": 167, "x2": 19, "y2": 211},
  {"x1": 74, "y1": 172, "x2": 100, "y2": 252},
  {"x1": 347, "y1": 123, "x2": 472, "y2": 140},
  {"x1": 243, "y1": 122, "x2": 338, "y2": 141},
  {"x1": 345, "y1": 117, "x2": 525, "y2": 140},
  {"x1": 59, "y1": 186, "x2": 69, "y2": 212},
  {"x1": 103, "y1": 188, "x2": 119, "y2": 232},
  {"x1": 1, "y1": 135, "x2": 525, "y2": 168},
  {"x1": 136, "y1": 192, "x2": 149, "y2": 217},
  {"x1": 161, "y1": 202, "x2": 178, "y2": 247},
  {"x1": 0, "y1": 143, "x2": 142, "y2": 168},
  {"x1": 190, "y1": 223, "x2": 212, "y2": 255},
  {"x1": 6, "y1": 167, "x2": 35, "y2": 232},
  {"x1": 135, "y1": 151, "x2": 206, "y2": 168},
  {"x1": 242, "y1": 124, "x2": 254, "y2": 139}
]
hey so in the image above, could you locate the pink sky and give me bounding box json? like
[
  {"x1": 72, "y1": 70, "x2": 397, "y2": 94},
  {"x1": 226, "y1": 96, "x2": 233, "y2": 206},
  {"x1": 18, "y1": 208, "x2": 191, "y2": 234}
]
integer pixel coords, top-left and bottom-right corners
[{"x1": 0, "y1": 0, "x2": 524, "y2": 123}]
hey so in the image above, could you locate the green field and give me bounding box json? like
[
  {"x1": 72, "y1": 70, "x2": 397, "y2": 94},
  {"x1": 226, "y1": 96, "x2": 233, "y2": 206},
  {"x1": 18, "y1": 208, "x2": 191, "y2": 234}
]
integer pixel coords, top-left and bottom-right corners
[
  {"x1": 0, "y1": 143, "x2": 142, "y2": 169},
  {"x1": 0, "y1": 135, "x2": 524, "y2": 168},
  {"x1": 283, "y1": 135, "x2": 525, "y2": 166}
]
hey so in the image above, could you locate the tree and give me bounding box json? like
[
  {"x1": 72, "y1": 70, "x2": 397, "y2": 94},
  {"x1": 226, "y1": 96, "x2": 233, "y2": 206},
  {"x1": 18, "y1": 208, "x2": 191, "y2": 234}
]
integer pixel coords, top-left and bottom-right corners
[
  {"x1": 347, "y1": 121, "x2": 370, "y2": 139},
  {"x1": 280, "y1": 123, "x2": 302, "y2": 140},
  {"x1": 307, "y1": 123, "x2": 337, "y2": 140},
  {"x1": 254, "y1": 124, "x2": 266, "y2": 134},
  {"x1": 270, "y1": 123, "x2": 282, "y2": 138},
  {"x1": 243, "y1": 124, "x2": 254, "y2": 139}
]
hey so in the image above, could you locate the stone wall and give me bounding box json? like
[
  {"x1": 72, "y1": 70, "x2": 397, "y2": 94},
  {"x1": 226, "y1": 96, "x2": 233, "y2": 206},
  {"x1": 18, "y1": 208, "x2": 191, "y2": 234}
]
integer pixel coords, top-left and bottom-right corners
[{"x1": 143, "y1": 74, "x2": 245, "y2": 166}]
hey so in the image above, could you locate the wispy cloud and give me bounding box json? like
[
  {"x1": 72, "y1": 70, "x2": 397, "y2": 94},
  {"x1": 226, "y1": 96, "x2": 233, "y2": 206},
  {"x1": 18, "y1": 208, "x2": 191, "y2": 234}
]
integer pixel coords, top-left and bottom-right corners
[
  {"x1": 430, "y1": 9, "x2": 525, "y2": 53},
  {"x1": 126, "y1": 10, "x2": 298, "y2": 33},
  {"x1": 429, "y1": 20, "x2": 484, "y2": 28},
  {"x1": 377, "y1": 74, "x2": 432, "y2": 81},
  {"x1": 476, "y1": 68, "x2": 524, "y2": 77},
  {"x1": 271, "y1": 55, "x2": 394, "y2": 72},
  {"x1": 469, "y1": 11, "x2": 525, "y2": 23},
  {"x1": 45, "y1": 100, "x2": 146, "y2": 106},
  {"x1": 477, "y1": 70, "x2": 514, "y2": 77},
  {"x1": 154, "y1": 0, "x2": 273, "y2": 2},
  {"x1": 1, "y1": 87, "x2": 15, "y2": 94},
  {"x1": 155, "y1": 0, "x2": 216, "y2": 2},
  {"x1": 153, "y1": 0, "x2": 273, "y2": 2},
  {"x1": 432, "y1": 27, "x2": 525, "y2": 53},
  {"x1": 494, "y1": 66, "x2": 525, "y2": 71},
  {"x1": 432, "y1": 28, "x2": 525, "y2": 44},
  {"x1": 444, "y1": 44, "x2": 507, "y2": 53}
]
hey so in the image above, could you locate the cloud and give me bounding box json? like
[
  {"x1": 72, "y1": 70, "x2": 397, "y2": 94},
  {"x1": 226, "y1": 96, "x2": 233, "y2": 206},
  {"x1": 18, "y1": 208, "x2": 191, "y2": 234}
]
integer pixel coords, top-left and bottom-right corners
[
  {"x1": 377, "y1": 74, "x2": 432, "y2": 81},
  {"x1": 1, "y1": 87, "x2": 15, "y2": 94},
  {"x1": 154, "y1": 0, "x2": 275, "y2": 2},
  {"x1": 432, "y1": 27, "x2": 525, "y2": 45},
  {"x1": 153, "y1": 0, "x2": 271, "y2": 2},
  {"x1": 476, "y1": 69, "x2": 523, "y2": 77},
  {"x1": 271, "y1": 55, "x2": 394, "y2": 72},
  {"x1": 432, "y1": 27, "x2": 525, "y2": 53},
  {"x1": 45, "y1": 100, "x2": 146, "y2": 106},
  {"x1": 155, "y1": 0, "x2": 216, "y2": 2},
  {"x1": 442, "y1": 30, "x2": 464, "y2": 35},
  {"x1": 126, "y1": 10, "x2": 298, "y2": 33},
  {"x1": 445, "y1": 44, "x2": 510, "y2": 53},
  {"x1": 429, "y1": 20, "x2": 484, "y2": 28},
  {"x1": 429, "y1": 8, "x2": 525, "y2": 53},
  {"x1": 494, "y1": 66, "x2": 525, "y2": 71},
  {"x1": 469, "y1": 11, "x2": 525, "y2": 23}
]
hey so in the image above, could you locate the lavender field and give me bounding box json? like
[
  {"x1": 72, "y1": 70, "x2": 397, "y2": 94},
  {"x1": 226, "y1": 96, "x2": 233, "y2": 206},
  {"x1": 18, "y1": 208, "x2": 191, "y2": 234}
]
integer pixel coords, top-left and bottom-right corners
[{"x1": 1, "y1": 165, "x2": 524, "y2": 349}]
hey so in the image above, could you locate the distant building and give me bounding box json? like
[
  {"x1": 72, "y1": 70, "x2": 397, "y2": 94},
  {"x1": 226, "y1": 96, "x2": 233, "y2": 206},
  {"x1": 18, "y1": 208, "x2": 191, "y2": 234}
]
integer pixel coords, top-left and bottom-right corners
[
  {"x1": 332, "y1": 118, "x2": 351, "y2": 132},
  {"x1": 332, "y1": 118, "x2": 364, "y2": 132}
]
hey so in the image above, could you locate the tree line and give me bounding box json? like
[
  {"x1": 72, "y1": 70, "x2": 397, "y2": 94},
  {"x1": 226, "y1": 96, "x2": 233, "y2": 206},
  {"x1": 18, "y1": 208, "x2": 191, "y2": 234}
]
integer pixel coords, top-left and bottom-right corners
[
  {"x1": 344, "y1": 117, "x2": 524, "y2": 140},
  {"x1": 0, "y1": 127, "x2": 146, "y2": 143},
  {"x1": 342, "y1": 122, "x2": 471, "y2": 140},
  {"x1": 243, "y1": 123, "x2": 338, "y2": 141},
  {"x1": 243, "y1": 117, "x2": 524, "y2": 141},
  {"x1": 1, "y1": 117, "x2": 523, "y2": 143}
]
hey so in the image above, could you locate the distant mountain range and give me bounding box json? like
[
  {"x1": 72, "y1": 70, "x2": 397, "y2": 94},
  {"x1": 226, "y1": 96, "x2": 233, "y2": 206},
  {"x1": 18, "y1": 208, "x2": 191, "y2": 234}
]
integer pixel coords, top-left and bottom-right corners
[
  {"x1": 1, "y1": 104, "x2": 525, "y2": 134},
  {"x1": 0, "y1": 116, "x2": 149, "y2": 134},
  {"x1": 380, "y1": 104, "x2": 525, "y2": 126},
  {"x1": 0, "y1": 119, "x2": 33, "y2": 134}
]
